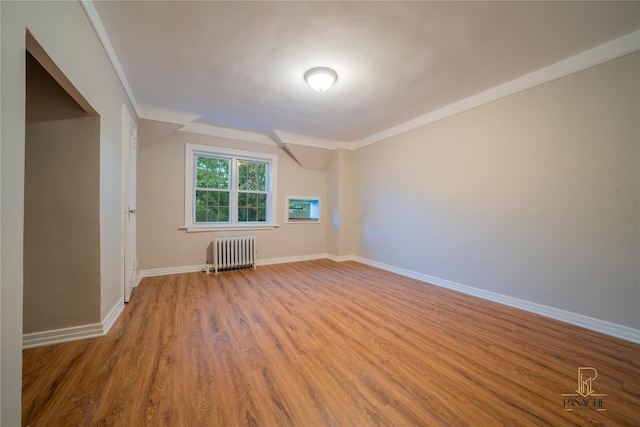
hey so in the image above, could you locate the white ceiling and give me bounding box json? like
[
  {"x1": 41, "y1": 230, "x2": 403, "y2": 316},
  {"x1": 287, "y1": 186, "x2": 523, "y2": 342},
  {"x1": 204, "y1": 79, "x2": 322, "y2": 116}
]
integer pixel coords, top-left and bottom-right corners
[{"x1": 92, "y1": 1, "x2": 640, "y2": 147}]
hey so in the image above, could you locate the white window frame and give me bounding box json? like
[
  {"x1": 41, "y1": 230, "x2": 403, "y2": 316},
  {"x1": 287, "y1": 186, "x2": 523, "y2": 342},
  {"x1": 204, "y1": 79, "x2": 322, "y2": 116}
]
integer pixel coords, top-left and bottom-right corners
[
  {"x1": 285, "y1": 196, "x2": 321, "y2": 223},
  {"x1": 184, "y1": 143, "x2": 277, "y2": 231}
]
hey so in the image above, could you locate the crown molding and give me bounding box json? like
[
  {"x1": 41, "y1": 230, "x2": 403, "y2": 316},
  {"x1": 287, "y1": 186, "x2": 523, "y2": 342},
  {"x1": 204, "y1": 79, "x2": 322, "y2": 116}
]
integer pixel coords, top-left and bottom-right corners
[
  {"x1": 354, "y1": 30, "x2": 640, "y2": 149},
  {"x1": 82, "y1": 3, "x2": 639, "y2": 153},
  {"x1": 137, "y1": 103, "x2": 201, "y2": 125},
  {"x1": 178, "y1": 122, "x2": 275, "y2": 146},
  {"x1": 80, "y1": 0, "x2": 137, "y2": 111},
  {"x1": 274, "y1": 130, "x2": 353, "y2": 150}
]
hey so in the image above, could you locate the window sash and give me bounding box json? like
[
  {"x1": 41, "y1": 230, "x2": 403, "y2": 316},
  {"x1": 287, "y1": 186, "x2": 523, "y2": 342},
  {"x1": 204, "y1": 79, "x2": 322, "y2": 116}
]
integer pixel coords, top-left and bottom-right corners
[
  {"x1": 194, "y1": 157, "x2": 270, "y2": 224},
  {"x1": 194, "y1": 189, "x2": 231, "y2": 224},
  {"x1": 185, "y1": 144, "x2": 277, "y2": 230}
]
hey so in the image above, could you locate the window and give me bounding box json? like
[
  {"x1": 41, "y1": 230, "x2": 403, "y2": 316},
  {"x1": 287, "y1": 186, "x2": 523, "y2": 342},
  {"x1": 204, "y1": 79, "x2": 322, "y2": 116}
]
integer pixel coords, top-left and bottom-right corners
[
  {"x1": 286, "y1": 196, "x2": 320, "y2": 223},
  {"x1": 185, "y1": 144, "x2": 277, "y2": 230}
]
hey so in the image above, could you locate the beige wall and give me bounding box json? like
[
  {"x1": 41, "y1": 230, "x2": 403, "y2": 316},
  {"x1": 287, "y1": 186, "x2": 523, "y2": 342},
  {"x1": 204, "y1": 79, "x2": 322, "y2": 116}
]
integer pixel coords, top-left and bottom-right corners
[
  {"x1": 1, "y1": 1, "x2": 135, "y2": 423},
  {"x1": 351, "y1": 52, "x2": 640, "y2": 329},
  {"x1": 24, "y1": 53, "x2": 101, "y2": 333},
  {"x1": 138, "y1": 121, "x2": 328, "y2": 270},
  {"x1": 327, "y1": 149, "x2": 353, "y2": 258}
]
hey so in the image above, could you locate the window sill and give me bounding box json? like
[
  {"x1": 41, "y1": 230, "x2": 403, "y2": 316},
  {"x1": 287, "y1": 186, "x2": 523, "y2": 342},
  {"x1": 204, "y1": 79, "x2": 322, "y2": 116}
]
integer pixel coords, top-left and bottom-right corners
[
  {"x1": 285, "y1": 219, "x2": 321, "y2": 224},
  {"x1": 180, "y1": 225, "x2": 279, "y2": 233}
]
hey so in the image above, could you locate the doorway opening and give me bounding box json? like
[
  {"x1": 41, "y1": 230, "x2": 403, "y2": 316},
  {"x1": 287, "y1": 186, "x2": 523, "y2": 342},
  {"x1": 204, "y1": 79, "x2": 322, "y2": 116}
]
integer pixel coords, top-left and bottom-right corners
[{"x1": 23, "y1": 33, "x2": 101, "y2": 338}]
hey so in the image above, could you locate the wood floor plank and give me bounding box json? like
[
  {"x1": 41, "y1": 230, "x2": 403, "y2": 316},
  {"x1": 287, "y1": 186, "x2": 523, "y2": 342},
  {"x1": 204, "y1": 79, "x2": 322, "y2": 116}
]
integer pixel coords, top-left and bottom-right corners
[{"x1": 23, "y1": 260, "x2": 640, "y2": 426}]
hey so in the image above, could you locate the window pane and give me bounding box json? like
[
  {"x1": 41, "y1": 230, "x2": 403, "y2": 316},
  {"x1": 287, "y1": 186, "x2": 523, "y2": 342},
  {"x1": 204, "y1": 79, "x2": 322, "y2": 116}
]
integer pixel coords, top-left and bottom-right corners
[
  {"x1": 219, "y1": 207, "x2": 229, "y2": 222},
  {"x1": 238, "y1": 193, "x2": 247, "y2": 207},
  {"x1": 196, "y1": 156, "x2": 229, "y2": 189},
  {"x1": 287, "y1": 198, "x2": 320, "y2": 221},
  {"x1": 219, "y1": 191, "x2": 229, "y2": 206},
  {"x1": 289, "y1": 199, "x2": 311, "y2": 219},
  {"x1": 238, "y1": 192, "x2": 266, "y2": 222},
  {"x1": 195, "y1": 190, "x2": 208, "y2": 207},
  {"x1": 238, "y1": 207, "x2": 248, "y2": 222},
  {"x1": 247, "y1": 193, "x2": 257, "y2": 207},
  {"x1": 195, "y1": 205, "x2": 207, "y2": 222},
  {"x1": 210, "y1": 208, "x2": 217, "y2": 222},
  {"x1": 238, "y1": 161, "x2": 266, "y2": 191},
  {"x1": 195, "y1": 189, "x2": 229, "y2": 223}
]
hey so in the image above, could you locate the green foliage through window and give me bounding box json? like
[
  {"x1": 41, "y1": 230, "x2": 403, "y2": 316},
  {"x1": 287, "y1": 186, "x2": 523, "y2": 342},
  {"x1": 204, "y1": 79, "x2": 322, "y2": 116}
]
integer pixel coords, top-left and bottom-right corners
[
  {"x1": 195, "y1": 190, "x2": 230, "y2": 223},
  {"x1": 237, "y1": 161, "x2": 268, "y2": 223},
  {"x1": 192, "y1": 153, "x2": 270, "y2": 225},
  {"x1": 196, "y1": 156, "x2": 229, "y2": 189},
  {"x1": 288, "y1": 198, "x2": 320, "y2": 221},
  {"x1": 238, "y1": 161, "x2": 266, "y2": 191},
  {"x1": 238, "y1": 192, "x2": 267, "y2": 223}
]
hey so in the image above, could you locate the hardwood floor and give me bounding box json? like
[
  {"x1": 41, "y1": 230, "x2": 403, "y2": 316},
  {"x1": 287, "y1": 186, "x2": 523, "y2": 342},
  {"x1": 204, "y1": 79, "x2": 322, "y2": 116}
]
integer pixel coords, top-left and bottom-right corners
[{"x1": 23, "y1": 260, "x2": 639, "y2": 426}]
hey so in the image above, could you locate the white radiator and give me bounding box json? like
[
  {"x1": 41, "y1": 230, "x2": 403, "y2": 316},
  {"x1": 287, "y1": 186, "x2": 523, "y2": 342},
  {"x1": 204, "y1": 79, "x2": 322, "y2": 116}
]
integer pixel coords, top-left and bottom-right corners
[{"x1": 209, "y1": 236, "x2": 256, "y2": 274}]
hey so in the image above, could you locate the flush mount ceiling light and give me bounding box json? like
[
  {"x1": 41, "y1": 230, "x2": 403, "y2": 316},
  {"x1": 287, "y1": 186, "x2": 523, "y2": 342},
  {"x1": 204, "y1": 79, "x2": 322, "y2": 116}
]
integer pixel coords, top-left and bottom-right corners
[{"x1": 304, "y1": 67, "x2": 338, "y2": 92}]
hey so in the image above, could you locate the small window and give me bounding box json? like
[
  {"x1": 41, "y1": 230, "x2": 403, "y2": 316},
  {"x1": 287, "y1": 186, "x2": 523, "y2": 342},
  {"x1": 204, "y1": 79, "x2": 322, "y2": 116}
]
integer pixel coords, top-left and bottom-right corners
[{"x1": 286, "y1": 196, "x2": 320, "y2": 223}]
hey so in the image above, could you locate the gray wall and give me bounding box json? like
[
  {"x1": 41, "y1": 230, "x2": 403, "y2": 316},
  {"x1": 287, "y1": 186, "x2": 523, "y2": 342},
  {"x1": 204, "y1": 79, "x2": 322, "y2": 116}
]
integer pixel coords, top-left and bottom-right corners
[
  {"x1": 351, "y1": 52, "x2": 639, "y2": 329},
  {"x1": 24, "y1": 53, "x2": 101, "y2": 334}
]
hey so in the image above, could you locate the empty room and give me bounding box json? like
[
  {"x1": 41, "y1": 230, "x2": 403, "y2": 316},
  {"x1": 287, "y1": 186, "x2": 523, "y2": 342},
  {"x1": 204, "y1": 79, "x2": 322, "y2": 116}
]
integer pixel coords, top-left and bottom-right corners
[{"x1": 1, "y1": 1, "x2": 639, "y2": 426}]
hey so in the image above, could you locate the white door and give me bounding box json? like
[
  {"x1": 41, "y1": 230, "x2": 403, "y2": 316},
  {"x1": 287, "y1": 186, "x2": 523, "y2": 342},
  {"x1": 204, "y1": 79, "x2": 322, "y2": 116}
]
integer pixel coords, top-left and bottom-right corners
[{"x1": 123, "y1": 106, "x2": 138, "y2": 302}]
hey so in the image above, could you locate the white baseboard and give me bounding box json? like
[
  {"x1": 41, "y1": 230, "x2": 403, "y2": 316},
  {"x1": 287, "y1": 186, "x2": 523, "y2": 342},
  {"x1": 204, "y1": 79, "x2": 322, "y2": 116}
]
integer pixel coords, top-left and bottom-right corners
[
  {"x1": 102, "y1": 299, "x2": 125, "y2": 335},
  {"x1": 138, "y1": 264, "x2": 207, "y2": 279},
  {"x1": 135, "y1": 269, "x2": 143, "y2": 288},
  {"x1": 326, "y1": 254, "x2": 354, "y2": 262},
  {"x1": 352, "y1": 256, "x2": 640, "y2": 345},
  {"x1": 135, "y1": 254, "x2": 639, "y2": 344},
  {"x1": 136, "y1": 254, "x2": 329, "y2": 279},
  {"x1": 257, "y1": 253, "x2": 328, "y2": 266},
  {"x1": 23, "y1": 323, "x2": 104, "y2": 349},
  {"x1": 22, "y1": 299, "x2": 126, "y2": 349}
]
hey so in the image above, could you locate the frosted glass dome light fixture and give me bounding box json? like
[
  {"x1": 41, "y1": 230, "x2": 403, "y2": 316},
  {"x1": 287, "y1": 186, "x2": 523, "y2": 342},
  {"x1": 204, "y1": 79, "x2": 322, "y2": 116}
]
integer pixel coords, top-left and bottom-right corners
[{"x1": 304, "y1": 67, "x2": 338, "y2": 92}]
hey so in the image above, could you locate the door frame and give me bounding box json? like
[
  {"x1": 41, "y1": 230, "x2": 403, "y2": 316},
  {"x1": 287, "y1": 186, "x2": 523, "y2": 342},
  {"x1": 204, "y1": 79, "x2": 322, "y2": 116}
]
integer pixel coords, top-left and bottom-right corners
[{"x1": 122, "y1": 105, "x2": 137, "y2": 302}]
